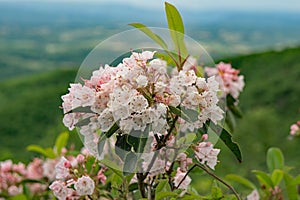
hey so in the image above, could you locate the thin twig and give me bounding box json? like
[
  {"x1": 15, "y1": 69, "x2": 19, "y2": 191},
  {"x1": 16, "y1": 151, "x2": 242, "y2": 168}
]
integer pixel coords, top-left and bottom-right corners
[{"x1": 175, "y1": 164, "x2": 241, "y2": 200}]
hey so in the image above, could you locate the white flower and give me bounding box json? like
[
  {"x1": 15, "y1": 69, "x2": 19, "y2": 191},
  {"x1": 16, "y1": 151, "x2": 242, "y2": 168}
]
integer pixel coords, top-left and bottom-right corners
[
  {"x1": 49, "y1": 180, "x2": 68, "y2": 200},
  {"x1": 168, "y1": 94, "x2": 181, "y2": 107},
  {"x1": 194, "y1": 142, "x2": 220, "y2": 170},
  {"x1": 42, "y1": 159, "x2": 57, "y2": 181},
  {"x1": 136, "y1": 75, "x2": 148, "y2": 87},
  {"x1": 83, "y1": 132, "x2": 100, "y2": 159},
  {"x1": 112, "y1": 105, "x2": 130, "y2": 120},
  {"x1": 173, "y1": 168, "x2": 191, "y2": 190},
  {"x1": 97, "y1": 108, "x2": 114, "y2": 132},
  {"x1": 62, "y1": 113, "x2": 80, "y2": 131},
  {"x1": 55, "y1": 157, "x2": 70, "y2": 180},
  {"x1": 91, "y1": 91, "x2": 110, "y2": 114},
  {"x1": 129, "y1": 95, "x2": 149, "y2": 113},
  {"x1": 69, "y1": 84, "x2": 96, "y2": 108},
  {"x1": 74, "y1": 176, "x2": 95, "y2": 196},
  {"x1": 182, "y1": 56, "x2": 197, "y2": 72},
  {"x1": 247, "y1": 190, "x2": 259, "y2": 200}
]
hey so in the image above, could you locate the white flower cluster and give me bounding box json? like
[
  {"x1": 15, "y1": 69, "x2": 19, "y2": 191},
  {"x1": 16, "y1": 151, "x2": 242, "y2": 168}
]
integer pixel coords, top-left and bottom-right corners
[{"x1": 61, "y1": 51, "x2": 224, "y2": 157}]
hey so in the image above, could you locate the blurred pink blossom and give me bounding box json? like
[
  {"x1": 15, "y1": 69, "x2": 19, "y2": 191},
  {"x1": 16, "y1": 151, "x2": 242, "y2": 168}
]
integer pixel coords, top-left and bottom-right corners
[{"x1": 26, "y1": 158, "x2": 44, "y2": 180}]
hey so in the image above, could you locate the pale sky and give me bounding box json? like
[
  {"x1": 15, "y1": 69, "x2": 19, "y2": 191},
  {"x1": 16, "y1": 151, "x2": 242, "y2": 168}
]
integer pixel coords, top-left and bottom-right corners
[{"x1": 2, "y1": 0, "x2": 300, "y2": 11}]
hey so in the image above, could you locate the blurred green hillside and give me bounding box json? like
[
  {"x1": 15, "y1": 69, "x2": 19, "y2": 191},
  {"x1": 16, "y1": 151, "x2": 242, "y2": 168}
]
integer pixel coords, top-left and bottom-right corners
[
  {"x1": 0, "y1": 69, "x2": 81, "y2": 161},
  {"x1": 0, "y1": 47, "x2": 299, "y2": 177},
  {"x1": 217, "y1": 47, "x2": 300, "y2": 176}
]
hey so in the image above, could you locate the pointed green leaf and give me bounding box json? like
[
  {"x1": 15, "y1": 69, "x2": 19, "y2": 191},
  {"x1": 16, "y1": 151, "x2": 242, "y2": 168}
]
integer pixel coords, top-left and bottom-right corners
[
  {"x1": 128, "y1": 182, "x2": 139, "y2": 192},
  {"x1": 211, "y1": 185, "x2": 223, "y2": 199},
  {"x1": 267, "y1": 147, "x2": 284, "y2": 172},
  {"x1": 156, "y1": 179, "x2": 171, "y2": 195},
  {"x1": 252, "y1": 170, "x2": 274, "y2": 188},
  {"x1": 104, "y1": 122, "x2": 119, "y2": 138},
  {"x1": 225, "y1": 110, "x2": 236, "y2": 132},
  {"x1": 26, "y1": 145, "x2": 55, "y2": 158},
  {"x1": 55, "y1": 132, "x2": 69, "y2": 155},
  {"x1": 9, "y1": 194, "x2": 27, "y2": 200},
  {"x1": 165, "y1": 2, "x2": 188, "y2": 59},
  {"x1": 207, "y1": 123, "x2": 242, "y2": 162},
  {"x1": 115, "y1": 134, "x2": 132, "y2": 161},
  {"x1": 292, "y1": 175, "x2": 300, "y2": 185},
  {"x1": 66, "y1": 106, "x2": 93, "y2": 114},
  {"x1": 226, "y1": 174, "x2": 256, "y2": 189},
  {"x1": 284, "y1": 172, "x2": 299, "y2": 200},
  {"x1": 129, "y1": 23, "x2": 168, "y2": 50},
  {"x1": 74, "y1": 116, "x2": 91, "y2": 127},
  {"x1": 181, "y1": 107, "x2": 199, "y2": 122},
  {"x1": 100, "y1": 158, "x2": 123, "y2": 178},
  {"x1": 271, "y1": 169, "x2": 283, "y2": 186},
  {"x1": 97, "y1": 134, "x2": 106, "y2": 159},
  {"x1": 85, "y1": 156, "x2": 96, "y2": 173},
  {"x1": 127, "y1": 133, "x2": 148, "y2": 153},
  {"x1": 156, "y1": 191, "x2": 177, "y2": 200},
  {"x1": 169, "y1": 106, "x2": 191, "y2": 122},
  {"x1": 123, "y1": 152, "x2": 137, "y2": 176},
  {"x1": 226, "y1": 95, "x2": 243, "y2": 118}
]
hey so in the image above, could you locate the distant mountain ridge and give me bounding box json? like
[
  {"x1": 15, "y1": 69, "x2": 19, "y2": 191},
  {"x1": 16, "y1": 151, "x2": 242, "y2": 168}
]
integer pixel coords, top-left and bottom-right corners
[{"x1": 1, "y1": 2, "x2": 300, "y2": 81}]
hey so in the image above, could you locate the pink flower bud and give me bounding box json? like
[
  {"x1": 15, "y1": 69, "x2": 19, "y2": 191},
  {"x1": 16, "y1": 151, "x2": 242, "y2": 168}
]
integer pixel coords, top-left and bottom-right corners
[
  {"x1": 201, "y1": 134, "x2": 208, "y2": 141},
  {"x1": 76, "y1": 154, "x2": 85, "y2": 163},
  {"x1": 64, "y1": 161, "x2": 72, "y2": 168}
]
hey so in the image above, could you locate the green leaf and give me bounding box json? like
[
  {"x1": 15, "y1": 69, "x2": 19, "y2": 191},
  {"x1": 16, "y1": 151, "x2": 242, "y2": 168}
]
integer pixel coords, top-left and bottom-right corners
[
  {"x1": 123, "y1": 152, "x2": 137, "y2": 176},
  {"x1": 169, "y1": 106, "x2": 191, "y2": 122},
  {"x1": 211, "y1": 185, "x2": 223, "y2": 199},
  {"x1": 129, "y1": 23, "x2": 168, "y2": 50},
  {"x1": 100, "y1": 158, "x2": 123, "y2": 178},
  {"x1": 226, "y1": 95, "x2": 242, "y2": 118},
  {"x1": 126, "y1": 172, "x2": 135, "y2": 184},
  {"x1": 104, "y1": 122, "x2": 119, "y2": 138},
  {"x1": 266, "y1": 147, "x2": 284, "y2": 172},
  {"x1": 97, "y1": 134, "x2": 106, "y2": 159},
  {"x1": 66, "y1": 106, "x2": 93, "y2": 114},
  {"x1": 55, "y1": 132, "x2": 69, "y2": 155},
  {"x1": 128, "y1": 182, "x2": 139, "y2": 192},
  {"x1": 181, "y1": 194, "x2": 207, "y2": 200},
  {"x1": 177, "y1": 133, "x2": 196, "y2": 147},
  {"x1": 226, "y1": 174, "x2": 256, "y2": 189},
  {"x1": 127, "y1": 133, "x2": 148, "y2": 153},
  {"x1": 225, "y1": 110, "x2": 236, "y2": 132},
  {"x1": 284, "y1": 172, "x2": 299, "y2": 200},
  {"x1": 115, "y1": 134, "x2": 132, "y2": 161},
  {"x1": 155, "y1": 52, "x2": 177, "y2": 66},
  {"x1": 156, "y1": 180, "x2": 171, "y2": 195},
  {"x1": 252, "y1": 170, "x2": 274, "y2": 188},
  {"x1": 271, "y1": 169, "x2": 283, "y2": 186},
  {"x1": 292, "y1": 174, "x2": 300, "y2": 185},
  {"x1": 181, "y1": 107, "x2": 199, "y2": 122},
  {"x1": 85, "y1": 156, "x2": 95, "y2": 173},
  {"x1": 165, "y1": 2, "x2": 188, "y2": 59},
  {"x1": 9, "y1": 194, "x2": 27, "y2": 200},
  {"x1": 156, "y1": 191, "x2": 177, "y2": 200},
  {"x1": 74, "y1": 117, "x2": 91, "y2": 127},
  {"x1": 26, "y1": 145, "x2": 55, "y2": 158},
  {"x1": 207, "y1": 123, "x2": 242, "y2": 162}
]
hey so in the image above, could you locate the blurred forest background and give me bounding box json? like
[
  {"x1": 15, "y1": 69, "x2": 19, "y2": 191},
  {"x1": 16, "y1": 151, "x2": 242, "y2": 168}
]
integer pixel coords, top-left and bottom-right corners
[{"x1": 0, "y1": 1, "x2": 299, "y2": 181}]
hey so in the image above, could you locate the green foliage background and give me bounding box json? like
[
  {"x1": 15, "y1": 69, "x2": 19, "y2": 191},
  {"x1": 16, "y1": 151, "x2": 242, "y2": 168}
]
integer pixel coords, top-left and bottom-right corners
[{"x1": 0, "y1": 47, "x2": 299, "y2": 174}]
